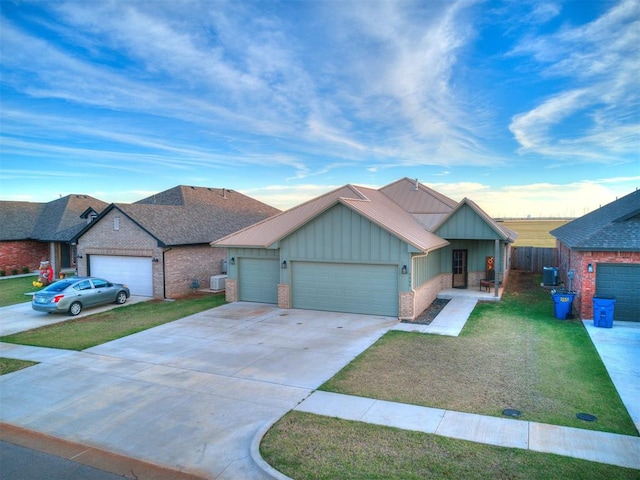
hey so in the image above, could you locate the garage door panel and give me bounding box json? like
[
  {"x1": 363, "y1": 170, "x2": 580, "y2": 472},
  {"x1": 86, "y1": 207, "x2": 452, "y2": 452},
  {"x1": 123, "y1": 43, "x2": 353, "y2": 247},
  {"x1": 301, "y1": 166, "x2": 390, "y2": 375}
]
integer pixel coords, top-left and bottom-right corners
[
  {"x1": 293, "y1": 262, "x2": 397, "y2": 316},
  {"x1": 90, "y1": 255, "x2": 153, "y2": 297},
  {"x1": 596, "y1": 264, "x2": 640, "y2": 322},
  {"x1": 239, "y1": 258, "x2": 279, "y2": 304}
]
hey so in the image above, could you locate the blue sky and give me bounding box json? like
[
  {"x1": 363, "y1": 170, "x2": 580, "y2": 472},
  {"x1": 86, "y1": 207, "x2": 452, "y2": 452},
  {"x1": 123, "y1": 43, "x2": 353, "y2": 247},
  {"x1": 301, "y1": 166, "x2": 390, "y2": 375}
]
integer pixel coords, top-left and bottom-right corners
[{"x1": 1, "y1": 0, "x2": 638, "y2": 218}]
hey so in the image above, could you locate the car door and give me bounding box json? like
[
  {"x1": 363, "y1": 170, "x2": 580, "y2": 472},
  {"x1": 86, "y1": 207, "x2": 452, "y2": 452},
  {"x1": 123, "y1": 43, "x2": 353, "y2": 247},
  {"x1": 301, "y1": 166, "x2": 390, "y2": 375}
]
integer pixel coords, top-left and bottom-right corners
[
  {"x1": 90, "y1": 278, "x2": 114, "y2": 305},
  {"x1": 73, "y1": 279, "x2": 98, "y2": 306}
]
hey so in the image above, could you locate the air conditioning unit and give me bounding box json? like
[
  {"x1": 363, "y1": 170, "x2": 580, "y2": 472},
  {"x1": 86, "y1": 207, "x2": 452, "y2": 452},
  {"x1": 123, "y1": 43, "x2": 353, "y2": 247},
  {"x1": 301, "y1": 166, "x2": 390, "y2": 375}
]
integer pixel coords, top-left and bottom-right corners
[{"x1": 210, "y1": 274, "x2": 227, "y2": 291}]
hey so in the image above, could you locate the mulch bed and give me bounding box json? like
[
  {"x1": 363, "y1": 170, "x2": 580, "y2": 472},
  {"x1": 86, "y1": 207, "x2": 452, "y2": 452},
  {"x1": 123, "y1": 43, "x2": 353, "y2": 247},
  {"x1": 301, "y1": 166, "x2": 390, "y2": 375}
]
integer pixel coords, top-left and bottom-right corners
[{"x1": 401, "y1": 298, "x2": 450, "y2": 325}]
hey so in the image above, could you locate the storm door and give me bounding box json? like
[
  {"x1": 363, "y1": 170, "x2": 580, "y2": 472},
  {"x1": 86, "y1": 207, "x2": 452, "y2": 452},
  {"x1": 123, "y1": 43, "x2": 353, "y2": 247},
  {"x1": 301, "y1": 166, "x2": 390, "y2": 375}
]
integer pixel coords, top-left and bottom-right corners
[{"x1": 452, "y1": 249, "x2": 468, "y2": 288}]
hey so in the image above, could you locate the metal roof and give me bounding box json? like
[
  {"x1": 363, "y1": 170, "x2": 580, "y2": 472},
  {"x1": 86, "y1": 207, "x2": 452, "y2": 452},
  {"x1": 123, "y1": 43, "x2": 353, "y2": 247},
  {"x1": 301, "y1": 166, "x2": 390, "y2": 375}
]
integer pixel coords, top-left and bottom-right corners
[{"x1": 212, "y1": 178, "x2": 508, "y2": 252}]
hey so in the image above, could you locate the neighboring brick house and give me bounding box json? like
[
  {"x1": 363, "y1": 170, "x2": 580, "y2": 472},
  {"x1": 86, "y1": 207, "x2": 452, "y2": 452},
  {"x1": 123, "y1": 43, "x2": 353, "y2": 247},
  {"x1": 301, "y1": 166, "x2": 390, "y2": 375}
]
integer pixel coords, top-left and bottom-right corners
[
  {"x1": 550, "y1": 189, "x2": 640, "y2": 322},
  {"x1": 75, "y1": 186, "x2": 280, "y2": 298},
  {"x1": 0, "y1": 195, "x2": 107, "y2": 275}
]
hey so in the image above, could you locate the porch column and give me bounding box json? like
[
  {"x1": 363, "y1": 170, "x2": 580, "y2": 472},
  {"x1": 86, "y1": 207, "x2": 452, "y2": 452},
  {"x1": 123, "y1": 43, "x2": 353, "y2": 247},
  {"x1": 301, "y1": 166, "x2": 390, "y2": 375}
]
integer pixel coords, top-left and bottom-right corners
[{"x1": 494, "y1": 239, "x2": 500, "y2": 297}]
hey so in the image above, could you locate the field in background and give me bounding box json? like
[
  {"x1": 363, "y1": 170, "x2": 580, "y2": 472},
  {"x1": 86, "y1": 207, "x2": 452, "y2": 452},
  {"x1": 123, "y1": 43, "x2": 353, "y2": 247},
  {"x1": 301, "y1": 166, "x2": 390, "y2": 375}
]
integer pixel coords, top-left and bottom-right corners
[{"x1": 501, "y1": 219, "x2": 570, "y2": 247}]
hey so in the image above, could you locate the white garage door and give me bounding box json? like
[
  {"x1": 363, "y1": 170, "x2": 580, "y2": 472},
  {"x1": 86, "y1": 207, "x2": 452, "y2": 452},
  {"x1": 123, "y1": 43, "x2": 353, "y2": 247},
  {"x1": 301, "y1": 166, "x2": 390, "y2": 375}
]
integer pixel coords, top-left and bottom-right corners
[{"x1": 90, "y1": 255, "x2": 153, "y2": 297}]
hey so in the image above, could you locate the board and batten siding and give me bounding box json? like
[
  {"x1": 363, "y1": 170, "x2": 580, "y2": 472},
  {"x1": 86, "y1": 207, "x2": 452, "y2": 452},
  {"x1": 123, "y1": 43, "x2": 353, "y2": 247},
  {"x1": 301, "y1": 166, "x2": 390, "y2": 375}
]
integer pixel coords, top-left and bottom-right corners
[
  {"x1": 435, "y1": 204, "x2": 500, "y2": 240},
  {"x1": 281, "y1": 204, "x2": 411, "y2": 265}
]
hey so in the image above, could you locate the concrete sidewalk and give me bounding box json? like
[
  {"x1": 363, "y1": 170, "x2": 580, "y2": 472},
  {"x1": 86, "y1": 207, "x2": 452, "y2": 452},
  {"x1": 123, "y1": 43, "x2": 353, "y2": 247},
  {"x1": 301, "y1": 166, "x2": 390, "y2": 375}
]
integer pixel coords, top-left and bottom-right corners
[{"x1": 294, "y1": 391, "x2": 640, "y2": 470}]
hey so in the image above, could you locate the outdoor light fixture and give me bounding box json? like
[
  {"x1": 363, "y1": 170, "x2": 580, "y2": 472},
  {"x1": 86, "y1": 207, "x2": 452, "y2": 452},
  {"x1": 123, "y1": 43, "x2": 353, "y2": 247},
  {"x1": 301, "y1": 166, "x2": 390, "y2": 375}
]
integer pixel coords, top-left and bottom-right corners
[
  {"x1": 401, "y1": 265, "x2": 408, "y2": 274},
  {"x1": 77, "y1": 254, "x2": 83, "y2": 259},
  {"x1": 230, "y1": 257, "x2": 235, "y2": 265},
  {"x1": 282, "y1": 260, "x2": 287, "y2": 269},
  {"x1": 152, "y1": 257, "x2": 159, "y2": 262},
  {"x1": 587, "y1": 263, "x2": 593, "y2": 273}
]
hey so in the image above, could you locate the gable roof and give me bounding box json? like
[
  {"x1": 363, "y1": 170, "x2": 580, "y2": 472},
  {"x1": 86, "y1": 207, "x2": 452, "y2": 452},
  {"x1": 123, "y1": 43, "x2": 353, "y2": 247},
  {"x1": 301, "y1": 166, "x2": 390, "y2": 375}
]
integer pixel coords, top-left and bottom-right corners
[
  {"x1": 212, "y1": 178, "x2": 511, "y2": 252},
  {"x1": 0, "y1": 195, "x2": 108, "y2": 242},
  {"x1": 434, "y1": 198, "x2": 518, "y2": 242},
  {"x1": 78, "y1": 186, "x2": 280, "y2": 246},
  {"x1": 550, "y1": 189, "x2": 640, "y2": 251}
]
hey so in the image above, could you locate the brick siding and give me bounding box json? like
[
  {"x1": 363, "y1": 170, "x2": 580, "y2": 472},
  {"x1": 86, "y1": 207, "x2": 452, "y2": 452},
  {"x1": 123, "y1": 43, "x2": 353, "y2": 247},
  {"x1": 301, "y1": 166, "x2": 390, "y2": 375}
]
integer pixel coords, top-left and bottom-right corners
[
  {"x1": 557, "y1": 240, "x2": 640, "y2": 319},
  {"x1": 0, "y1": 240, "x2": 49, "y2": 273},
  {"x1": 278, "y1": 284, "x2": 291, "y2": 309},
  {"x1": 225, "y1": 278, "x2": 238, "y2": 302}
]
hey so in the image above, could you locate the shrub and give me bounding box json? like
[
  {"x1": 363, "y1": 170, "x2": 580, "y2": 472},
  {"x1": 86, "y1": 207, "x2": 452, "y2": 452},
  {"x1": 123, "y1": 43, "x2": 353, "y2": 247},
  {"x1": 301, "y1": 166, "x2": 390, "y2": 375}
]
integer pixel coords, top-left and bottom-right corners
[
  {"x1": 11, "y1": 269, "x2": 18, "y2": 276},
  {"x1": 22, "y1": 267, "x2": 30, "y2": 274}
]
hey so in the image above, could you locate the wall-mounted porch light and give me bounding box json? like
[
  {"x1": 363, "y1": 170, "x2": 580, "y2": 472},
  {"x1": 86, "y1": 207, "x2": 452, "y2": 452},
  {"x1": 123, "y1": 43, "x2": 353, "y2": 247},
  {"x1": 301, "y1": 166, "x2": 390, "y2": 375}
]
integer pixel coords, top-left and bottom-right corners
[
  {"x1": 401, "y1": 265, "x2": 408, "y2": 274},
  {"x1": 282, "y1": 260, "x2": 287, "y2": 269},
  {"x1": 587, "y1": 263, "x2": 593, "y2": 273},
  {"x1": 77, "y1": 254, "x2": 83, "y2": 259},
  {"x1": 152, "y1": 257, "x2": 160, "y2": 262},
  {"x1": 229, "y1": 257, "x2": 235, "y2": 265}
]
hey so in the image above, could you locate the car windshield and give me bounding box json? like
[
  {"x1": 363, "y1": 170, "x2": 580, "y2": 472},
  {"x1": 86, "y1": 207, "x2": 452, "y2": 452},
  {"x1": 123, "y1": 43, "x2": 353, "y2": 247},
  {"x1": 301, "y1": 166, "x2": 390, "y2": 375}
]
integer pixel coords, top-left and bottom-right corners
[{"x1": 43, "y1": 280, "x2": 75, "y2": 292}]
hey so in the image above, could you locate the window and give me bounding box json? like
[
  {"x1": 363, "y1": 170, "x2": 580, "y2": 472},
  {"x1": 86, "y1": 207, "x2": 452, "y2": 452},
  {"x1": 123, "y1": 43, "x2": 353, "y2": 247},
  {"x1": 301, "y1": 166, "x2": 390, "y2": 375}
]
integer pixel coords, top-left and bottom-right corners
[
  {"x1": 91, "y1": 278, "x2": 109, "y2": 288},
  {"x1": 114, "y1": 217, "x2": 120, "y2": 230},
  {"x1": 74, "y1": 280, "x2": 92, "y2": 291}
]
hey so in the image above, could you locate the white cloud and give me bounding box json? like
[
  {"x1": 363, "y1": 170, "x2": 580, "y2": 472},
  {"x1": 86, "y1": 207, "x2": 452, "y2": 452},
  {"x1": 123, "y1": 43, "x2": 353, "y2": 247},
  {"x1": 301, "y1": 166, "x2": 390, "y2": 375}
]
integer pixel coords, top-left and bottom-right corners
[{"x1": 508, "y1": 0, "x2": 640, "y2": 163}]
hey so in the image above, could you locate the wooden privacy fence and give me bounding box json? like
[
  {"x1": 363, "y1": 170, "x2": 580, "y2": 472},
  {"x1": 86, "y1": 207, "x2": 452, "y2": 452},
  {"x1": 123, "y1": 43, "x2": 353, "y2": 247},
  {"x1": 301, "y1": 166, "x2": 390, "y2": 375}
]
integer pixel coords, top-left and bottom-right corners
[{"x1": 511, "y1": 247, "x2": 557, "y2": 272}]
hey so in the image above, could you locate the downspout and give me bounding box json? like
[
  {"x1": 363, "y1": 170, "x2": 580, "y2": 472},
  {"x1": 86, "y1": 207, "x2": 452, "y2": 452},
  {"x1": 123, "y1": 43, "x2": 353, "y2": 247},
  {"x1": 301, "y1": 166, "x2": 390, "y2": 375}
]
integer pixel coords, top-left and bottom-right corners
[
  {"x1": 408, "y1": 252, "x2": 429, "y2": 320},
  {"x1": 494, "y1": 239, "x2": 500, "y2": 297},
  {"x1": 162, "y1": 247, "x2": 172, "y2": 299}
]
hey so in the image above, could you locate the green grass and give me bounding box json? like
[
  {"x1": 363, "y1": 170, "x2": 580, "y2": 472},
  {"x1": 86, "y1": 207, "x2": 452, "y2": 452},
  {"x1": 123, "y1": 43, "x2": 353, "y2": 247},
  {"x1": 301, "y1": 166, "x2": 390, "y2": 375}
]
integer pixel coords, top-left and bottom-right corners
[
  {"x1": 0, "y1": 294, "x2": 226, "y2": 350},
  {"x1": 321, "y1": 272, "x2": 635, "y2": 436},
  {"x1": 0, "y1": 275, "x2": 42, "y2": 307},
  {"x1": 502, "y1": 219, "x2": 568, "y2": 247},
  {"x1": 261, "y1": 411, "x2": 640, "y2": 480},
  {"x1": 0, "y1": 357, "x2": 38, "y2": 375}
]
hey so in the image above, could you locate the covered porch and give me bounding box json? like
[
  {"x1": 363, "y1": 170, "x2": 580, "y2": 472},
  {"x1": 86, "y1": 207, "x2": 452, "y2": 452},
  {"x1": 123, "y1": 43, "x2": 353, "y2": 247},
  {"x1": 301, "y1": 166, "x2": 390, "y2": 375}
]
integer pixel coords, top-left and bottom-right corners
[{"x1": 437, "y1": 286, "x2": 504, "y2": 302}]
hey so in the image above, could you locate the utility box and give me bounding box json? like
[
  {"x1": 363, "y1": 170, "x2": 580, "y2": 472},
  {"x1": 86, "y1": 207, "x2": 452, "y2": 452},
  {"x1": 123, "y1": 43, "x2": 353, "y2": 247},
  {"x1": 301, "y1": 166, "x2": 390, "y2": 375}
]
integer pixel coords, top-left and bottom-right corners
[
  {"x1": 210, "y1": 275, "x2": 227, "y2": 291},
  {"x1": 593, "y1": 296, "x2": 615, "y2": 328},
  {"x1": 543, "y1": 267, "x2": 558, "y2": 286}
]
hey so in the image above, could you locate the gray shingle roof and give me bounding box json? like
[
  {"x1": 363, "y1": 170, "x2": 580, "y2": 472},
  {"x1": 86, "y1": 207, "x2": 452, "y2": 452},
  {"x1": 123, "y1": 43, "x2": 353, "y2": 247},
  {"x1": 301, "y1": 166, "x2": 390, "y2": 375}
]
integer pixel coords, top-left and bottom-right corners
[
  {"x1": 88, "y1": 186, "x2": 280, "y2": 246},
  {"x1": 0, "y1": 195, "x2": 108, "y2": 242},
  {"x1": 550, "y1": 189, "x2": 640, "y2": 251}
]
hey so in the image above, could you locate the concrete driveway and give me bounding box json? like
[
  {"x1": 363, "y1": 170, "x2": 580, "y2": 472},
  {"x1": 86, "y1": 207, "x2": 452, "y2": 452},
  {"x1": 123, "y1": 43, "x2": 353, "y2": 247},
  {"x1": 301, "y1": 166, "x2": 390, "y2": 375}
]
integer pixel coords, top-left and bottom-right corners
[
  {"x1": 0, "y1": 296, "x2": 151, "y2": 336},
  {"x1": 0, "y1": 302, "x2": 397, "y2": 479}
]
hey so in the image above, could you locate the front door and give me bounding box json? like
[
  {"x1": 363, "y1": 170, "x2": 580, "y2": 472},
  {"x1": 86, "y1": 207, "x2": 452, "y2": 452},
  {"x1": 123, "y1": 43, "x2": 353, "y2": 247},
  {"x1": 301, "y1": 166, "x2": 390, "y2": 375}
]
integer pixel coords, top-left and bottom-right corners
[{"x1": 452, "y1": 249, "x2": 467, "y2": 288}]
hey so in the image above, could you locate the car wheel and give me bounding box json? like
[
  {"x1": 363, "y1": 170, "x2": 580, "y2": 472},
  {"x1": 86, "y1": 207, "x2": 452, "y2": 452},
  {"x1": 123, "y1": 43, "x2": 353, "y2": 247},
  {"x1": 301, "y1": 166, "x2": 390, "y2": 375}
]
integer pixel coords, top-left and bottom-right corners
[
  {"x1": 69, "y1": 301, "x2": 82, "y2": 316},
  {"x1": 115, "y1": 291, "x2": 127, "y2": 304}
]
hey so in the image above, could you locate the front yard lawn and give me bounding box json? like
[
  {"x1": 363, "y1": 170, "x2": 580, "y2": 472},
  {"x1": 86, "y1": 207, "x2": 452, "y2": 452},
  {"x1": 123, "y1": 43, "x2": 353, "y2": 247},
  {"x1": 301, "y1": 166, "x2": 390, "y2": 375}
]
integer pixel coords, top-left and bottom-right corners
[
  {"x1": 262, "y1": 271, "x2": 638, "y2": 478},
  {"x1": 0, "y1": 293, "x2": 226, "y2": 351},
  {"x1": 262, "y1": 411, "x2": 639, "y2": 480},
  {"x1": 322, "y1": 271, "x2": 635, "y2": 436},
  {"x1": 0, "y1": 275, "x2": 40, "y2": 307}
]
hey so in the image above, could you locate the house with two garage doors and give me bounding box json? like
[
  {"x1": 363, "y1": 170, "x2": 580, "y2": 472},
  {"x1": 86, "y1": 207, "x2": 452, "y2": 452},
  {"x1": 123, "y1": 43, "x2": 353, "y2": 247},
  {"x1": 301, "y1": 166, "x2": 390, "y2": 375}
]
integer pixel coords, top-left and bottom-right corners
[{"x1": 212, "y1": 178, "x2": 518, "y2": 320}]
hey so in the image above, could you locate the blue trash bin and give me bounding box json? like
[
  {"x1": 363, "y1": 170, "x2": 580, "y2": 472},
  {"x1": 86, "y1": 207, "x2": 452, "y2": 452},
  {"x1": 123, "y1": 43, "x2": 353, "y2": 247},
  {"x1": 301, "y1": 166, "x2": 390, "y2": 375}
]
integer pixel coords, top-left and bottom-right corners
[
  {"x1": 551, "y1": 291, "x2": 576, "y2": 320},
  {"x1": 593, "y1": 296, "x2": 615, "y2": 328}
]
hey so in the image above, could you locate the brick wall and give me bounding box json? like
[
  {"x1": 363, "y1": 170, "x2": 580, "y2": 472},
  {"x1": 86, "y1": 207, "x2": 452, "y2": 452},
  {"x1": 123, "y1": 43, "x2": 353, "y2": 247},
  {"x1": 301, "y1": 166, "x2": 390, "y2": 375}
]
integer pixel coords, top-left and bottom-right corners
[
  {"x1": 278, "y1": 284, "x2": 291, "y2": 309},
  {"x1": 408, "y1": 273, "x2": 449, "y2": 320},
  {"x1": 164, "y1": 245, "x2": 226, "y2": 298},
  {"x1": 0, "y1": 240, "x2": 50, "y2": 273},
  {"x1": 557, "y1": 240, "x2": 640, "y2": 319},
  {"x1": 225, "y1": 278, "x2": 238, "y2": 302}
]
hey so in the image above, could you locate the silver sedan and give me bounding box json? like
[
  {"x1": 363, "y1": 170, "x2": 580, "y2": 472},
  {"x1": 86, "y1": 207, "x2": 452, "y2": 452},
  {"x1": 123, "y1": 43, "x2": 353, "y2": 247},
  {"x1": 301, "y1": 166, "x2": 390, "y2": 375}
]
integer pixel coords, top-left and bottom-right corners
[{"x1": 32, "y1": 277, "x2": 130, "y2": 316}]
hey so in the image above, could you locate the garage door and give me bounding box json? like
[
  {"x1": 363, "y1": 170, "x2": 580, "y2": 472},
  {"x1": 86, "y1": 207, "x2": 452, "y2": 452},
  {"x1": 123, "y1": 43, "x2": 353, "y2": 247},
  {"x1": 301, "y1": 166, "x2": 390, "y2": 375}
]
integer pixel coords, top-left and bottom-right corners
[
  {"x1": 239, "y1": 258, "x2": 279, "y2": 304},
  {"x1": 596, "y1": 263, "x2": 640, "y2": 322},
  {"x1": 89, "y1": 255, "x2": 153, "y2": 297},
  {"x1": 292, "y1": 262, "x2": 398, "y2": 316}
]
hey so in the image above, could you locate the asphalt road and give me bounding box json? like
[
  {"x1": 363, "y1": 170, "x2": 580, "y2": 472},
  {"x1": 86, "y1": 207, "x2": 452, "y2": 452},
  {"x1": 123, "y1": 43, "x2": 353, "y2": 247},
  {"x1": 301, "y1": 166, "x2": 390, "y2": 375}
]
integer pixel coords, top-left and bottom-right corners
[{"x1": 1, "y1": 441, "x2": 126, "y2": 480}]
